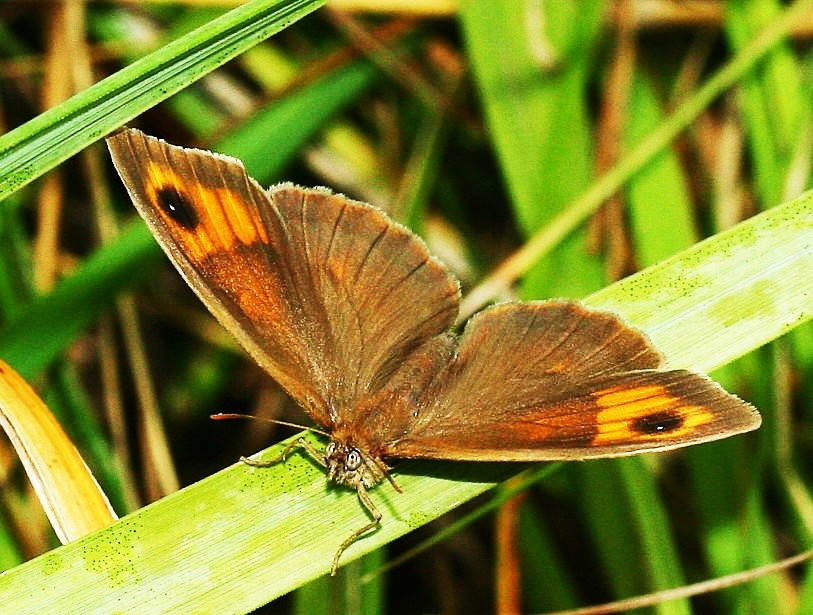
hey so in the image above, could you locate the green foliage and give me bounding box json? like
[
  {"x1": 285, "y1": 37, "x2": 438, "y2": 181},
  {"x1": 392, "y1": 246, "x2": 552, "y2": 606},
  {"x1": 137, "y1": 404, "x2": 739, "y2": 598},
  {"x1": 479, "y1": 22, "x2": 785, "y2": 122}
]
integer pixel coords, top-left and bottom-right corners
[{"x1": 0, "y1": 0, "x2": 812, "y2": 612}]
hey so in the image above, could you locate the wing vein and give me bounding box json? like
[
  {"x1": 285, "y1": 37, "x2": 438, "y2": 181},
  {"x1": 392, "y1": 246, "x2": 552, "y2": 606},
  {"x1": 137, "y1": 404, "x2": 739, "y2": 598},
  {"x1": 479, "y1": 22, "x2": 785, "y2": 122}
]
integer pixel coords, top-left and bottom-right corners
[{"x1": 353, "y1": 223, "x2": 389, "y2": 286}]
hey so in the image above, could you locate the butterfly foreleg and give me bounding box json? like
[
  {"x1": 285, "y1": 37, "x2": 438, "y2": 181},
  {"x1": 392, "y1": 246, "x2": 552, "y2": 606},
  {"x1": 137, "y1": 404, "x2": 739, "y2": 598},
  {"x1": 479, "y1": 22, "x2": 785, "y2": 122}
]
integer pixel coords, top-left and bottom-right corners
[
  {"x1": 331, "y1": 482, "x2": 382, "y2": 576},
  {"x1": 240, "y1": 436, "x2": 327, "y2": 468}
]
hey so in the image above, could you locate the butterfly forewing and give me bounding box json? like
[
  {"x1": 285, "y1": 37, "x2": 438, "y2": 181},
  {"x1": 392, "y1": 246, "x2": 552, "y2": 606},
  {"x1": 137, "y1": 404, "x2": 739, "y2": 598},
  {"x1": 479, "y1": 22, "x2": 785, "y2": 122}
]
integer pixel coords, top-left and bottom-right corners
[{"x1": 107, "y1": 129, "x2": 460, "y2": 427}]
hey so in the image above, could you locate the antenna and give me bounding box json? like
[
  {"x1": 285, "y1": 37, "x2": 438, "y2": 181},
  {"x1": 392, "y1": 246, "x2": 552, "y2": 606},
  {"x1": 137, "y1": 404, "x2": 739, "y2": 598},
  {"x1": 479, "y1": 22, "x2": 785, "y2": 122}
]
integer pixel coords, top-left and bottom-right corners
[{"x1": 210, "y1": 413, "x2": 330, "y2": 437}]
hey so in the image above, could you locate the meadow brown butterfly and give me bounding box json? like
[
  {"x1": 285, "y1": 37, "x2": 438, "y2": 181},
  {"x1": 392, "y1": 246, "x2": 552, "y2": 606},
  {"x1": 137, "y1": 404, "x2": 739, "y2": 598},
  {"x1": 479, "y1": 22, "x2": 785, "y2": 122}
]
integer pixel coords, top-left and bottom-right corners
[{"x1": 106, "y1": 128, "x2": 760, "y2": 575}]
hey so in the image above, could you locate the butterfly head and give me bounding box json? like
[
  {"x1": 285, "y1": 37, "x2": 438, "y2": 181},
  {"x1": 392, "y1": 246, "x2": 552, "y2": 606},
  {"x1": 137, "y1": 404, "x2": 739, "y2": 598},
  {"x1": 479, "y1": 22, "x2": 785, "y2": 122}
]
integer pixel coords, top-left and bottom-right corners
[{"x1": 325, "y1": 441, "x2": 386, "y2": 490}]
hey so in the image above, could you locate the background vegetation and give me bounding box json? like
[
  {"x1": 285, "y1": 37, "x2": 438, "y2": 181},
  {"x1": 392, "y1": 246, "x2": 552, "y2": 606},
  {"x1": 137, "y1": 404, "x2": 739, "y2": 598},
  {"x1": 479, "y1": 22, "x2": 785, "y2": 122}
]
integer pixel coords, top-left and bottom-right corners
[{"x1": 0, "y1": 0, "x2": 811, "y2": 613}]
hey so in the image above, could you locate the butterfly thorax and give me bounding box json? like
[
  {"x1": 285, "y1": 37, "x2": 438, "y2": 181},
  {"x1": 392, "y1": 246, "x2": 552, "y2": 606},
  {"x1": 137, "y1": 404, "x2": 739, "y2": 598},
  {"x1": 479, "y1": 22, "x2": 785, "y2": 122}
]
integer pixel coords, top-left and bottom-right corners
[{"x1": 324, "y1": 440, "x2": 387, "y2": 490}]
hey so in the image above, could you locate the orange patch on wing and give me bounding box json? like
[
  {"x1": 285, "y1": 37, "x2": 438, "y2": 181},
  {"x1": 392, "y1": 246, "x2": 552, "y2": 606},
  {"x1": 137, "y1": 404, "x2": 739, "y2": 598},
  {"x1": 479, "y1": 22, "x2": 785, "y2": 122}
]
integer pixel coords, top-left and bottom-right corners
[
  {"x1": 143, "y1": 161, "x2": 269, "y2": 258},
  {"x1": 592, "y1": 384, "x2": 715, "y2": 445}
]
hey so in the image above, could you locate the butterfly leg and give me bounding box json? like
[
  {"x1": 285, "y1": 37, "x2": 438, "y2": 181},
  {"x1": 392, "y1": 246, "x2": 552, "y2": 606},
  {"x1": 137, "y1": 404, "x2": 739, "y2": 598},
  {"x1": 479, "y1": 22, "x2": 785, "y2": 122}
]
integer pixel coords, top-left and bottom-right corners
[
  {"x1": 240, "y1": 437, "x2": 327, "y2": 468},
  {"x1": 331, "y1": 483, "x2": 382, "y2": 575}
]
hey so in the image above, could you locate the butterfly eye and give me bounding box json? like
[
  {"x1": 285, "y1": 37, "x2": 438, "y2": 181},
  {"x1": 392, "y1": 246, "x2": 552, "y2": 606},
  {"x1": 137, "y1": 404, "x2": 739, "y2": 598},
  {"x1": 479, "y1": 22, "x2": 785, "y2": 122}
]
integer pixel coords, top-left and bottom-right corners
[
  {"x1": 345, "y1": 450, "x2": 362, "y2": 471},
  {"x1": 326, "y1": 442, "x2": 336, "y2": 456}
]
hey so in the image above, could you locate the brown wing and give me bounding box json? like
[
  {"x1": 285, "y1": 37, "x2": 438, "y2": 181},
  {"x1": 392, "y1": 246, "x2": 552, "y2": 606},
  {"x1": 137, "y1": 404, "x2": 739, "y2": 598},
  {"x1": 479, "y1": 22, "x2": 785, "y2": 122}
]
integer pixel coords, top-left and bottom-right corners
[
  {"x1": 107, "y1": 128, "x2": 460, "y2": 427},
  {"x1": 377, "y1": 302, "x2": 760, "y2": 460}
]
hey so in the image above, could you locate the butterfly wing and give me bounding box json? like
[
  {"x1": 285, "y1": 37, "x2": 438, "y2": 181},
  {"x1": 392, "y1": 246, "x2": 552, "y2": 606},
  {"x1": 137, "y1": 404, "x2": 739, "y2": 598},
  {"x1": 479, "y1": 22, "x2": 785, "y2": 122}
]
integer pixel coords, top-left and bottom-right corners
[
  {"x1": 107, "y1": 129, "x2": 460, "y2": 426},
  {"x1": 378, "y1": 301, "x2": 760, "y2": 460}
]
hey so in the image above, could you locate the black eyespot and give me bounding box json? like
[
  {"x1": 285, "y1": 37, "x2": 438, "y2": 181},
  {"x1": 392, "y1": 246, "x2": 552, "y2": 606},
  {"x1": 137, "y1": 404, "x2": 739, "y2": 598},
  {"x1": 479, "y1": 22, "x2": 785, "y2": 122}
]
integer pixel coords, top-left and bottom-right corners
[
  {"x1": 632, "y1": 410, "x2": 684, "y2": 435},
  {"x1": 156, "y1": 186, "x2": 199, "y2": 229}
]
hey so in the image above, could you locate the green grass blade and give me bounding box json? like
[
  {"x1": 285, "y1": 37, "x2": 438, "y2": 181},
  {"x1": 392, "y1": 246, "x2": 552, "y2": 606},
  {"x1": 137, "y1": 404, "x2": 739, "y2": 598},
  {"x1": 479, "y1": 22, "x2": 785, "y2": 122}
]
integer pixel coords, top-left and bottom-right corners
[
  {"x1": 458, "y1": 0, "x2": 606, "y2": 299},
  {"x1": 294, "y1": 551, "x2": 386, "y2": 615},
  {"x1": 517, "y1": 498, "x2": 580, "y2": 611},
  {"x1": 625, "y1": 72, "x2": 698, "y2": 265},
  {"x1": 576, "y1": 457, "x2": 691, "y2": 615},
  {"x1": 0, "y1": 0, "x2": 325, "y2": 202},
  {"x1": 586, "y1": 191, "x2": 813, "y2": 372},
  {"x1": 0, "y1": 222, "x2": 159, "y2": 380},
  {"x1": 725, "y1": 0, "x2": 806, "y2": 207}
]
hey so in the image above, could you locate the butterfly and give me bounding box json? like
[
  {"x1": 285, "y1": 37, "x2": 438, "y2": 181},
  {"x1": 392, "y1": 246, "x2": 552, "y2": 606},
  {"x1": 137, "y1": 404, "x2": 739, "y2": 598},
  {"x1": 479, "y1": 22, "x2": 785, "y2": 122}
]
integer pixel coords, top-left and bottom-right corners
[{"x1": 106, "y1": 128, "x2": 761, "y2": 575}]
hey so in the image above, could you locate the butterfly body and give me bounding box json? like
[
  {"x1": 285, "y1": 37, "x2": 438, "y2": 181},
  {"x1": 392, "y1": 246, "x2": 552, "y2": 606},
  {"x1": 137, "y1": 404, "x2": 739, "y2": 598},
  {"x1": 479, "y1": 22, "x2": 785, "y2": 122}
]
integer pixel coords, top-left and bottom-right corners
[
  {"x1": 324, "y1": 440, "x2": 388, "y2": 490},
  {"x1": 107, "y1": 128, "x2": 761, "y2": 575}
]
